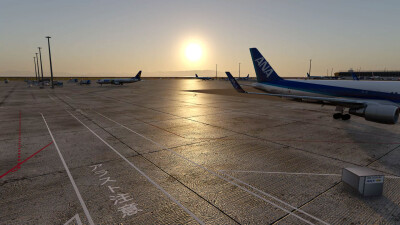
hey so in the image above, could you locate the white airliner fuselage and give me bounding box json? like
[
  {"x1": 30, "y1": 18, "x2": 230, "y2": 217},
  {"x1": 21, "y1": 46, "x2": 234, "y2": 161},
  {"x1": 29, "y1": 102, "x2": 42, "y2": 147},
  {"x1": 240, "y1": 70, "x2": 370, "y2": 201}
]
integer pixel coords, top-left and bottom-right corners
[{"x1": 225, "y1": 48, "x2": 400, "y2": 124}]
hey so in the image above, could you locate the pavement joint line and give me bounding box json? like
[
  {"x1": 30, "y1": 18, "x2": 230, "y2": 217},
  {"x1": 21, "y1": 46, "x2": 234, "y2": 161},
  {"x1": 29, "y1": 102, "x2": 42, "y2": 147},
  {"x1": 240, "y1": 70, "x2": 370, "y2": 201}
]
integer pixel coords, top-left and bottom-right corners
[
  {"x1": 185, "y1": 116, "x2": 368, "y2": 167},
  {"x1": 57, "y1": 86, "x2": 400, "y2": 219},
  {"x1": 41, "y1": 113, "x2": 95, "y2": 225},
  {"x1": 271, "y1": 180, "x2": 342, "y2": 225},
  {"x1": 0, "y1": 141, "x2": 53, "y2": 179},
  {"x1": 165, "y1": 93, "x2": 400, "y2": 141},
  {"x1": 52, "y1": 94, "x2": 218, "y2": 159},
  {"x1": 95, "y1": 94, "x2": 370, "y2": 168},
  {"x1": 95, "y1": 111, "x2": 323, "y2": 225},
  {"x1": 48, "y1": 95, "x2": 56, "y2": 102},
  {"x1": 221, "y1": 172, "x2": 330, "y2": 225},
  {"x1": 2, "y1": 141, "x2": 227, "y2": 185},
  {"x1": 66, "y1": 110, "x2": 205, "y2": 225},
  {"x1": 0, "y1": 84, "x2": 16, "y2": 106},
  {"x1": 220, "y1": 170, "x2": 342, "y2": 177},
  {"x1": 366, "y1": 145, "x2": 400, "y2": 167},
  {"x1": 89, "y1": 107, "x2": 400, "y2": 144},
  {"x1": 0, "y1": 154, "x2": 141, "y2": 186},
  {"x1": 142, "y1": 91, "x2": 380, "y2": 138},
  {"x1": 269, "y1": 144, "x2": 400, "y2": 224}
]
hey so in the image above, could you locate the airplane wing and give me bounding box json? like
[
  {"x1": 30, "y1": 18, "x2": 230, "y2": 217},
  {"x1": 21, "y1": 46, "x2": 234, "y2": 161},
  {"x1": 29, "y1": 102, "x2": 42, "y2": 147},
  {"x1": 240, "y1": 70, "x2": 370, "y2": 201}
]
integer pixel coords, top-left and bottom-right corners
[{"x1": 225, "y1": 71, "x2": 366, "y2": 108}]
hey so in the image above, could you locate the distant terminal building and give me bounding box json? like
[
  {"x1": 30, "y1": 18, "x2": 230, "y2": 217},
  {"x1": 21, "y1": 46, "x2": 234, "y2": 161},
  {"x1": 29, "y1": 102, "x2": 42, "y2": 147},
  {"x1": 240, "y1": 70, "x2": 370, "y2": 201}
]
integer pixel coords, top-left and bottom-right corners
[{"x1": 335, "y1": 70, "x2": 400, "y2": 80}]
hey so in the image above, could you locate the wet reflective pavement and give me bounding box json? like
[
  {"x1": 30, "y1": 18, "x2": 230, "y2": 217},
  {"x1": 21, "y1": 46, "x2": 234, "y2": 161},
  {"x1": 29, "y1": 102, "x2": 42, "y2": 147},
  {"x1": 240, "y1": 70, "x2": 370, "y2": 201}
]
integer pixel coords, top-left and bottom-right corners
[{"x1": 1, "y1": 79, "x2": 400, "y2": 224}]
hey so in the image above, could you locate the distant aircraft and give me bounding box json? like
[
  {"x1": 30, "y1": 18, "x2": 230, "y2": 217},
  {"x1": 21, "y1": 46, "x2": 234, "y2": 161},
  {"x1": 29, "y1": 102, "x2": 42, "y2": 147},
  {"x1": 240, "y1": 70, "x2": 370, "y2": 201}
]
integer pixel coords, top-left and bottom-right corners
[
  {"x1": 195, "y1": 74, "x2": 212, "y2": 80},
  {"x1": 54, "y1": 81, "x2": 63, "y2": 86},
  {"x1": 225, "y1": 48, "x2": 400, "y2": 124},
  {"x1": 97, "y1": 71, "x2": 142, "y2": 86},
  {"x1": 80, "y1": 80, "x2": 91, "y2": 85},
  {"x1": 237, "y1": 74, "x2": 250, "y2": 80},
  {"x1": 306, "y1": 72, "x2": 337, "y2": 80}
]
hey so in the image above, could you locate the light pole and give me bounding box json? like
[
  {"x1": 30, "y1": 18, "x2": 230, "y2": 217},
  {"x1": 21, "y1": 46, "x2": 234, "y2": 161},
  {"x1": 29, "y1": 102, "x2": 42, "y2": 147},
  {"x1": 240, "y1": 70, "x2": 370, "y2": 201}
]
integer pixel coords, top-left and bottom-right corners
[
  {"x1": 34, "y1": 57, "x2": 38, "y2": 81},
  {"x1": 216, "y1": 64, "x2": 217, "y2": 79},
  {"x1": 46, "y1": 36, "x2": 54, "y2": 88},
  {"x1": 38, "y1": 47, "x2": 44, "y2": 82},
  {"x1": 35, "y1": 53, "x2": 40, "y2": 83},
  {"x1": 239, "y1": 63, "x2": 241, "y2": 78}
]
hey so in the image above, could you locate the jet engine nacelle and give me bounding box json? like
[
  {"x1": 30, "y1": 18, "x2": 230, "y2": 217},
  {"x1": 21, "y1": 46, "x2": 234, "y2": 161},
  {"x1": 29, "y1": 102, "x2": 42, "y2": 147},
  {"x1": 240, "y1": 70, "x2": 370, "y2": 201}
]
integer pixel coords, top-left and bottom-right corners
[{"x1": 349, "y1": 105, "x2": 399, "y2": 124}]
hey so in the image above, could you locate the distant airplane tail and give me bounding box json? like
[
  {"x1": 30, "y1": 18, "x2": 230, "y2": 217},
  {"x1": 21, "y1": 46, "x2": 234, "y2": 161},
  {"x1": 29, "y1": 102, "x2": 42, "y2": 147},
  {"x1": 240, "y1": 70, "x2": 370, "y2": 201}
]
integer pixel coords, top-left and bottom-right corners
[
  {"x1": 225, "y1": 72, "x2": 246, "y2": 93},
  {"x1": 250, "y1": 48, "x2": 282, "y2": 83},
  {"x1": 195, "y1": 74, "x2": 198, "y2": 78},
  {"x1": 307, "y1": 72, "x2": 310, "y2": 78},
  {"x1": 134, "y1": 71, "x2": 142, "y2": 80},
  {"x1": 351, "y1": 71, "x2": 359, "y2": 81},
  {"x1": 246, "y1": 74, "x2": 249, "y2": 78}
]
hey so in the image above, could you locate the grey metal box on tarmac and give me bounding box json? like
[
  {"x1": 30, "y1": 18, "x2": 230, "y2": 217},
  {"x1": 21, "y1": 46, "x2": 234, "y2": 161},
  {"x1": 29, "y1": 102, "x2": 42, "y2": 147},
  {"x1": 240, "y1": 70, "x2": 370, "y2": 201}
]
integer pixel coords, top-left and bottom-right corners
[{"x1": 342, "y1": 167, "x2": 384, "y2": 197}]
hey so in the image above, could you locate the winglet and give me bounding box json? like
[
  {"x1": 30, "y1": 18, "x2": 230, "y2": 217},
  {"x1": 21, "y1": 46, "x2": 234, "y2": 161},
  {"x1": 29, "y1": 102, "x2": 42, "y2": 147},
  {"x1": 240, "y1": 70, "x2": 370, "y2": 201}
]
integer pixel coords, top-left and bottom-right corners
[{"x1": 225, "y1": 72, "x2": 246, "y2": 93}]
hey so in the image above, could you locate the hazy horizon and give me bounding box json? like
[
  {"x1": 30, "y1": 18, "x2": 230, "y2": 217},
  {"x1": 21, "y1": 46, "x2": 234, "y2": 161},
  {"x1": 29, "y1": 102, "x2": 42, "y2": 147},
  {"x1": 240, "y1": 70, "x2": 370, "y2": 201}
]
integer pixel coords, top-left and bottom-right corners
[
  {"x1": 1, "y1": 0, "x2": 400, "y2": 78},
  {"x1": 0, "y1": 69, "x2": 224, "y2": 78}
]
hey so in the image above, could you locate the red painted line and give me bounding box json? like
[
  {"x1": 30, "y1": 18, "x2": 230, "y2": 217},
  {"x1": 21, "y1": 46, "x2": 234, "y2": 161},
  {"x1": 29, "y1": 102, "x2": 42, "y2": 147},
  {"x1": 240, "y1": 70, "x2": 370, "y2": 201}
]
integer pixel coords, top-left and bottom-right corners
[
  {"x1": 13, "y1": 111, "x2": 22, "y2": 171},
  {"x1": 18, "y1": 110, "x2": 22, "y2": 163},
  {"x1": 0, "y1": 141, "x2": 53, "y2": 179}
]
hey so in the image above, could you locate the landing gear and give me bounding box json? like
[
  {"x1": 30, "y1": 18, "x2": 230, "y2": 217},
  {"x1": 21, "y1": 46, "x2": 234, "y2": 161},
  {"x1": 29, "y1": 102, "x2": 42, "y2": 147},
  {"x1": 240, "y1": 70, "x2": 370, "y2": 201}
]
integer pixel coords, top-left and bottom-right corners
[
  {"x1": 333, "y1": 113, "x2": 342, "y2": 119},
  {"x1": 333, "y1": 106, "x2": 351, "y2": 120},
  {"x1": 332, "y1": 113, "x2": 351, "y2": 120},
  {"x1": 341, "y1": 114, "x2": 351, "y2": 120}
]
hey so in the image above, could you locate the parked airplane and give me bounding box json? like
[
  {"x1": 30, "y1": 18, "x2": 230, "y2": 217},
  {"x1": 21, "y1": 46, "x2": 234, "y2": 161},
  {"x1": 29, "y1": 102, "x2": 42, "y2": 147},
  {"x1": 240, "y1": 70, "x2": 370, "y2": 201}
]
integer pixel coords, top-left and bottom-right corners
[
  {"x1": 195, "y1": 74, "x2": 212, "y2": 80},
  {"x1": 237, "y1": 74, "x2": 250, "y2": 80},
  {"x1": 306, "y1": 72, "x2": 337, "y2": 80},
  {"x1": 225, "y1": 48, "x2": 400, "y2": 124},
  {"x1": 97, "y1": 71, "x2": 142, "y2": 86},
  {"x1": 80, "y1": 80, "x2": 91, "y2": 85}
]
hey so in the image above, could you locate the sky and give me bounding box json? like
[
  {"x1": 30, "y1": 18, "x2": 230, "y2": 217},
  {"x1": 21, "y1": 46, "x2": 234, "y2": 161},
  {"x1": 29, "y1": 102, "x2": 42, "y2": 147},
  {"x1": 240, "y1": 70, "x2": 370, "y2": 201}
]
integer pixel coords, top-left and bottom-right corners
[{"x1": 1, "y1": 0, "x2": 400, "y2": 77}]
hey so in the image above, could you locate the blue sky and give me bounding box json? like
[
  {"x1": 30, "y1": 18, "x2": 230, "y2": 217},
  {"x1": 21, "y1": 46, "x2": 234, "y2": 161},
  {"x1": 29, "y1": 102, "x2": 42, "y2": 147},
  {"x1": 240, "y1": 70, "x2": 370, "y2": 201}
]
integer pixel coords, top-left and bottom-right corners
[{"x1": 1, "y1": 0, "x2": 399, "y2": 77}]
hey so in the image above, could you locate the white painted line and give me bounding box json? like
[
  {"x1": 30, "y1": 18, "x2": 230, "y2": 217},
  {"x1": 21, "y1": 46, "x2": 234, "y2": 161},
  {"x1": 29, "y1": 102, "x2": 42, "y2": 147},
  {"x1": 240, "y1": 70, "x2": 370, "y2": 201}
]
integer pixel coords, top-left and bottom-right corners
[
  {"x1": 48, "y1": 95, "x2": 56, "y2": 102},
  {"x1": 385, "y1": 176, "x2": 400, "y2": 179},
  {"x1": 64, "y1": 214, "x2": 83, "y2": 225},
  {"x1": 222, "y1": 172, "x2": 329, "y2": 224},
  {"x1": 41, "y1": 113, "x2": 95, "y2": 225},
  {"x1": 221, "y1": 170, "x2": 341, "y2": 177},
  {"x1": 223, "y1": 170, "x2": 400, "y2": 179},
  {"x1": 66, "y1": 110, "x2": 205, "y2": 225},
  {"x1": 95, "y1": 111, "x2": 327, "y2": 225},
  {"x1": 65, "y1": 95, "x2": 73, "y2": 100}
]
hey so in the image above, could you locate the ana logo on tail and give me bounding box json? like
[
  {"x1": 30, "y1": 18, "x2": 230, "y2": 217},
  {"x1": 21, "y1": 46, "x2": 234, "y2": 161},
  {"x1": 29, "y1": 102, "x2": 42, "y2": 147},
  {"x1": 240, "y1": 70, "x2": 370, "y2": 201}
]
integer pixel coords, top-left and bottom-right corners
[{"x1": 254, "y1": 57, "x2": 274, "y2": 78}]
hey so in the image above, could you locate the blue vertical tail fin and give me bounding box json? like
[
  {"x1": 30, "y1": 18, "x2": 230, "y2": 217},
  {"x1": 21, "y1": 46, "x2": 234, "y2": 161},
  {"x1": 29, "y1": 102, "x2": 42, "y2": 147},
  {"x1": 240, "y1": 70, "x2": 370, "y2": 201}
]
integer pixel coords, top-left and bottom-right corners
[
  {"x1": 195, "y1": 74, "x2": 198, "y2": 78},
  {"x1": 134, "y1": 71, "x2": 142, "y2": 80},
  {"x1": 351, "y1": 71, "x2": 359, "y2": 80},
  {"x1": 307, "y1": 72, "x2": 310, "y2": 78},
  {"x1": 250, "y1": 48, "x2": 282, "y2": 83}
]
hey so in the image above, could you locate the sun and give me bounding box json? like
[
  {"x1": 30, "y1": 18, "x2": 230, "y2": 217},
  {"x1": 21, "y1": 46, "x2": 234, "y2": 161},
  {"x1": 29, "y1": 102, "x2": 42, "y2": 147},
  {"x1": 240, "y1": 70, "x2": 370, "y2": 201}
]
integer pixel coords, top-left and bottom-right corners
[{"x1": 185, "y1": 43, "x2": 202, "y2": 62}]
